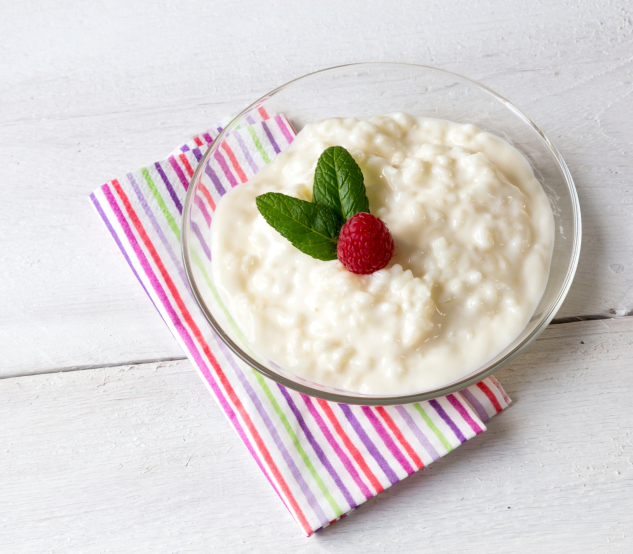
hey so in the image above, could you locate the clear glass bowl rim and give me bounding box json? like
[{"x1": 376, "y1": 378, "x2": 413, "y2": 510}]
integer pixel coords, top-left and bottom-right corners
[{"x1": 181, "y1": 62, "x2": 582, "y2": 406}]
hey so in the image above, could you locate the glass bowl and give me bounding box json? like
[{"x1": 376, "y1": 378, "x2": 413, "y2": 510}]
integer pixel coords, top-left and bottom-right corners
[{"x1": 181, "y1": 63, "x2": 581, "y2": 405}]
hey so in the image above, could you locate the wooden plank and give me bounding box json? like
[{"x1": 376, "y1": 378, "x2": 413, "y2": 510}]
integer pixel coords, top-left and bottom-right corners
[
  {"x1": 1, "y1": 317, "x2": 632, "y2": 551},
  {"x1": 1, "y1": 0, "x2": 632, "y2": 376}
]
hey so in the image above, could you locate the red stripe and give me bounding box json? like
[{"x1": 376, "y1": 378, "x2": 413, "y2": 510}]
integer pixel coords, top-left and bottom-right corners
[
  {"x1": 375, "y1": 407, "x2": 424, "y2": 470},
  {"x1": 199, "y1": 183, "x2": 216, "y2": 211},
  {"x1": 489, "y1": 376, "x2": 511, "y2": 405},
  {"x1": 193, "y1": 136, "x2": 203, "y2": 147},
  {"x1": 178, "y1": 153, "x2": 195, "y2": 178},
  {"x1": 221, "y1": 141, "x2": 248, "y2": 183},
  {"x1": 258, "y1": 106, "x2": 270, "y2": 120},
  {"x1": 110, "y1": 179, "x2": 312, "y2": 535},
  {"x1": 477, "y1": 381, "x2": 503, "y2": 413},
  {"x1": 317, "y1": 399, "x2": 384, "y2": 494}
]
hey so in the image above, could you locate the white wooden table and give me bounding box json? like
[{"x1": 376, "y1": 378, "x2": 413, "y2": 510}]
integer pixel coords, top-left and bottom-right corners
[{"x1": 1, "y1": 1, "x2": 632, "y2": 551}]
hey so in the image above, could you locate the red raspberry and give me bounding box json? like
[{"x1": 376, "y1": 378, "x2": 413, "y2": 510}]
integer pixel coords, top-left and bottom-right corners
[{"x1": 337, "y1": 212, "x2": 395, "y2": 274}]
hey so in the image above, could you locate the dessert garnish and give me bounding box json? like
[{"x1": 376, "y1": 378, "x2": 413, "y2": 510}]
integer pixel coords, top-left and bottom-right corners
[
  {"x1": 255, "y1": 146, "x2": 394, "y2": 273},
  {"x1": 337, "y1": 212, "x2": 394, "y2": 274}
]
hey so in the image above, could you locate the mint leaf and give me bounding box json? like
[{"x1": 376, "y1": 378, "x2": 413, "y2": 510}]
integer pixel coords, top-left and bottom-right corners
[
  {"x1": 256, "y1": 192, "x2": 344, "y2": 261},
  {"x1": 313, "y1": 146, "x2": 370, "y2": 220}
]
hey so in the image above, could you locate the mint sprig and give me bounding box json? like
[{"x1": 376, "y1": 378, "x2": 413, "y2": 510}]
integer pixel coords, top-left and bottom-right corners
[
  {"x1": 255, "y1": 146, "x2": 368, "y2": 261},
  {"x1": 313, "y1": 146, "x2": 369, "y2": 220},
  {"x1": 255, "y1": 193, "x2": 344, "y2": 261}
]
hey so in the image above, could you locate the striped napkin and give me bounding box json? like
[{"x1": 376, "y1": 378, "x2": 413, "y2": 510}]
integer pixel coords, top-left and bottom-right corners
[{"x1": 90, "y1": 107, "x2": 511, "y2": 536}]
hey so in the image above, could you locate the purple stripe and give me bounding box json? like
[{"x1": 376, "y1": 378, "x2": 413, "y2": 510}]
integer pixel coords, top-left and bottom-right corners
[
  {"x1": 194, "y1": 195, "x2": 212, "y2": 227},
  {"x1": 337, "y1": 404, "x2": 399, "y2": 486},
  {"x1": 278, "y1": 386, "x2": 357, "y2": 509},
  {"x1": 429, "y1": 399, "x2": 467, "y2": 444},
  {"x1": 203, "y1": 132, "x2": 214, "y2": 144},
  {"x1": 129, "y1": 175, "x2": 208, "y2": 302},
  {"x1": 361, "y1": 407, "x2": 414, "y2": 475},
  {"x1": 90, "y1": 192, "x2": 164, "y2": 321},
  {"x1": 395, "y1": 405, "x2": 440, "y2": 462},
  {"x1": 210, "y1": 338, "x2": 328, "y2": 524},
  {"x1": 203, "y1": 164, "x2": 227, "y2": 196},
  {"x1": 126, "y1": 173, "x2": 191, "y2": 290},
  {"x1": 446, "y1": 394, "x2": 483, "y2": 435},
  {"x1": 154, "y1": 162, "x2": 183, "y2": 215},
  {"x1": 127, "y1": 171, "x2": 209, "y2": 324},
  {"x1": 275, "y1": 114, "x2": 295, "y2": 146},
  {"x1": 97, "y1": 185, "x2": 285, "y2": 510},
  {"x1": 459, "y1": 388, "x2": 490, "y2": 423},
  {"x1": 245, "y1": 114, "x2": 256, "y2": 125},
  {"x1": 168, "y1": 156, "x2": 189, "y2": 190},
  {"x1": 191, "y1": 220, "x2": 211, "y2": 261},
  {"x1": 181, "y1": 145, "x2": 190, "y2": 152},
  {"x1": 261, "y1": 120, "x2": 281, "y2": 154},
  {"x1": 190, "y1": 147, "x2": 203, "y2": 163},
  {"x1": 301, "y1": 395, "x2": 373, "y2": 500},
  {"x1": 214, "y1": 149, "x2": 239, "y2": 188},
  {"x1": 127, "y1": 174, "x2": 211, "y2": 318},
  {"x1": 233, "y1": 131, "x2": 259, "y2": 173}
]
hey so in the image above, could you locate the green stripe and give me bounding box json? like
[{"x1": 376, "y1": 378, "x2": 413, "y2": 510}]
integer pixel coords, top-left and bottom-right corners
[
  {"x1": 193, "y1": 247, "x2": 342, "y2": 516},
  {"x1": 252, "y1": 371, "x2": 343, "y2": 517},
  {"x1": 413, "y1": 403, "x2": 453, "y2": 453},
  {"x1": 141, "y1": 167, "x2": 180, "y2": 240},
  {"x1": 191, "y1": 248, "x2": 253, "y2": 354},
  {"x1": 247, "y1": 126, "x2": 270, "y2": 164}
]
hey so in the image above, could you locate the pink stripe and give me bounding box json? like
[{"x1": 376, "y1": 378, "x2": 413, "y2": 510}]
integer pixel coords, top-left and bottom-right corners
[
  {"x1": 275, "y1": 114, "x2": 295, "y2": 146},
  {"x1": 446, "y1": 394, "x2": 483, "y2": 434},
  {"x1": 194, "y1": 195, "x2": 212, "y2": 227},
  {"x1": 213, "y1": 149, "x2": 239, "y2": 188},
  {"x1": 168, "y1": 156, "x2": 189, "y2": 189}
]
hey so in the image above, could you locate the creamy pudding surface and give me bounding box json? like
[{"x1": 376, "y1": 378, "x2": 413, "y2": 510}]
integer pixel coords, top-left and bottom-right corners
[{"x1": 211, "y1": 114, "x2": 554, "y2": 394}]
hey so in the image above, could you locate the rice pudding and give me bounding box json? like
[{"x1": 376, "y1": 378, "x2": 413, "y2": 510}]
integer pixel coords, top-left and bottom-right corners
[{"x1": 210, "y1": 114, "x2": 554, "y2": 394}]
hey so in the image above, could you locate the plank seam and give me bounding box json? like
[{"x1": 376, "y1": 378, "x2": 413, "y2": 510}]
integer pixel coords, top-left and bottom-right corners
[{"x1": 5, "y1": 314, "x2": 633, "y2": 379}]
